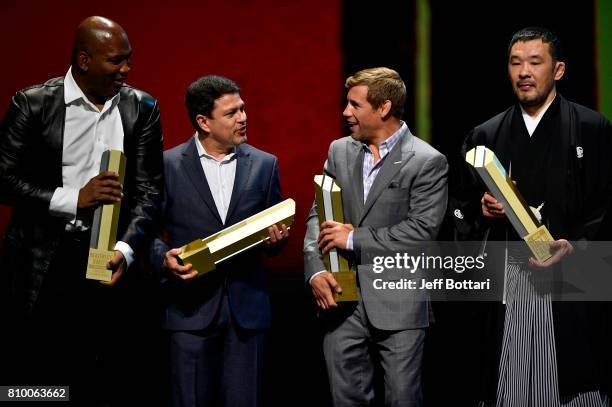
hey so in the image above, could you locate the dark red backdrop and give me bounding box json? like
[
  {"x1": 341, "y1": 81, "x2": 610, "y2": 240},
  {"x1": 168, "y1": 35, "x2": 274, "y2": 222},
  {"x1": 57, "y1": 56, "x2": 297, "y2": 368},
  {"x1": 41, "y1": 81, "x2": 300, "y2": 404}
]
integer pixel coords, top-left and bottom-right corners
[{"x1": 0, "y1": 1, "x2": 344, "y2": 270}]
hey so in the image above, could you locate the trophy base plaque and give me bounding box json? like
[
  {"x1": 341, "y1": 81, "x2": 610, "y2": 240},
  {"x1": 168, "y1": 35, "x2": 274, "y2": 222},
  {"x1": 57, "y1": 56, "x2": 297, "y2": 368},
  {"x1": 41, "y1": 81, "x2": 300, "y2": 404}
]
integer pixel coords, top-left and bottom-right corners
[
  {"x1": 86, "y1": 248, "x2": 114, "y2": 282},
  {"x1": 524, "y1": 225, "x2": 554, "y2": 262},
  {"x1": 333, "y1": 271, "x2": 359, "y2": 302}
]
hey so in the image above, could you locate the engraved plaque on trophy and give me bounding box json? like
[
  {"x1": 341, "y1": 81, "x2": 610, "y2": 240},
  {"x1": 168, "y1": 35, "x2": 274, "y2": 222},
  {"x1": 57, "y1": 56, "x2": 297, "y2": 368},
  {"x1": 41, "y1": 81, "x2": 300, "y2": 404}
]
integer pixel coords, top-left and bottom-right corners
[
  {"x1": 179, "y1": 199, "x2": 296, "y2": 276},
  {"x1": 314, "y1": 174, "x2": 358, "y2": 302},
  {"x1": 86, "y1": 150, "x2": 126, "y2": 281},
  {"x1": 466, "y1": 146, "x2": 553, "y2": 261}
]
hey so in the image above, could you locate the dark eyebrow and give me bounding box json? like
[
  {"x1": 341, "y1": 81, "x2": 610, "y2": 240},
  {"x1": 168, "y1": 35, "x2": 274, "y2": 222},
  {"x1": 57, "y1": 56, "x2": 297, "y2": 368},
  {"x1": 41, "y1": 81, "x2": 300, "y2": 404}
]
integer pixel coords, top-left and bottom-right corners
[{"x1": 224, "y1": 102, "x2": 245, "y2": 114}]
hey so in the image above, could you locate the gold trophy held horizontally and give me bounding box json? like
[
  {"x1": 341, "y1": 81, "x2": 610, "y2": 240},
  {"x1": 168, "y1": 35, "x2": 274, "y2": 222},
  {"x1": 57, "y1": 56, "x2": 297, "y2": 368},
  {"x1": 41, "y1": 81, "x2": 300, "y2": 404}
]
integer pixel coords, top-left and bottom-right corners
[{"x1": 178, "y1": 199, "x2": 296, "y2": 276}]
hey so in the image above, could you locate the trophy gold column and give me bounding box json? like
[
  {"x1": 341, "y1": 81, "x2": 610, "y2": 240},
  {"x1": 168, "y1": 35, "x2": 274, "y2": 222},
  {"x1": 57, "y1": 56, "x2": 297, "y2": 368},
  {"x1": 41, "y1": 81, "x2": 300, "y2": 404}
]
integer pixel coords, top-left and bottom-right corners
[
  {"x1": 466, "y1": 146, "x2": 554, "y2": 261},
  {"x1": 86, "y1": 150, "x2": 126, "y2": 281},
  {"x1": 314, "y1": 174, "x2": 358, "y2": 302}
]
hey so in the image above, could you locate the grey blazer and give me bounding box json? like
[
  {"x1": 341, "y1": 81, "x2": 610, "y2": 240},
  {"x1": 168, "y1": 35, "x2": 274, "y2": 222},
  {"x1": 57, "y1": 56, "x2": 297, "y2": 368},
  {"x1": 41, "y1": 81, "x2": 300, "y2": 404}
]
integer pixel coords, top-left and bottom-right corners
[{"x1": 304, "y1": 127, "x2": 448, "y2": 330}]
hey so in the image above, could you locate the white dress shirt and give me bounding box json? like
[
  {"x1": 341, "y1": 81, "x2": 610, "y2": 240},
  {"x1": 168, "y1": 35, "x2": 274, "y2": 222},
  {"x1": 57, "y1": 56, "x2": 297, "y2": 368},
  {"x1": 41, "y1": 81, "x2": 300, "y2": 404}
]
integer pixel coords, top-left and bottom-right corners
[
  {"x1": 520, "y1": 96, "x2": 555, "y2": 136},
  {"x1": 48, "y1": 67, "x2": 133, "y2": 266},
  {"x1": 195, "y1": 135, "x2": 237, "y2": 224}
]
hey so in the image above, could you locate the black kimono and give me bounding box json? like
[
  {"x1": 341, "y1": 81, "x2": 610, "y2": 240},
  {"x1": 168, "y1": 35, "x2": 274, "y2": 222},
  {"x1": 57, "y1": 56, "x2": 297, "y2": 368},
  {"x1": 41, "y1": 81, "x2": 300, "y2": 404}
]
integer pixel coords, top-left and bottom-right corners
[{"x1": 450, "y1": 95, "x2": 612, "y2": 402}]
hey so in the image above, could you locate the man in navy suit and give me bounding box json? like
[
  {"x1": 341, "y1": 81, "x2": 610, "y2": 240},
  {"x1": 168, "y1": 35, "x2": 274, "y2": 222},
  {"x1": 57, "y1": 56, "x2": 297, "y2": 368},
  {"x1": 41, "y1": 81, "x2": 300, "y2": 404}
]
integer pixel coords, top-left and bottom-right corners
[{"x1": 149, "y1": 75, "x2": 288, "y2": 407}]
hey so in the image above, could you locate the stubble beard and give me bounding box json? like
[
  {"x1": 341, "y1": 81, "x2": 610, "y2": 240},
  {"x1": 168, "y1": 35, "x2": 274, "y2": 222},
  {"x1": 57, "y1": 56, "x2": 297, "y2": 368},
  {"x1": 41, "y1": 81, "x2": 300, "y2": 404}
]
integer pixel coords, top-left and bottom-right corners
[{"x1": 516, "y1": 81, "x2": 555, "y2": 110}]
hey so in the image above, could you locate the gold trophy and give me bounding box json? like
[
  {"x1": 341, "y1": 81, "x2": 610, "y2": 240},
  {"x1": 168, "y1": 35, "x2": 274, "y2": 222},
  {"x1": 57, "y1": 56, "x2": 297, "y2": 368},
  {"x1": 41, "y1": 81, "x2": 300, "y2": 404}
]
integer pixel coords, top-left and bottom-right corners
[
  {"x1": 86, "y1": 150, "x2": 126, "y2": 281},
  {"x1": 466, "y1": 146, "x2": 553, "y2": 261},
  {"x1": 314, "y1": 175, "x2": 358, "y2": 302},
  {"x1": 178, "y1": 199, "x2": 295, "y2": 275}
]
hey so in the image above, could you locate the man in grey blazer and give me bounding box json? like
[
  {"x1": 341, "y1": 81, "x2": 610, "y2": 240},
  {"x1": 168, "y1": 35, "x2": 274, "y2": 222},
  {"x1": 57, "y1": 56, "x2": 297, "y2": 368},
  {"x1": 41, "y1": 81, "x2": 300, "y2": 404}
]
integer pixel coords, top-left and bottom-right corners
[{"x1": 304, "y1": 67, "x2": 448, "y2": 406}]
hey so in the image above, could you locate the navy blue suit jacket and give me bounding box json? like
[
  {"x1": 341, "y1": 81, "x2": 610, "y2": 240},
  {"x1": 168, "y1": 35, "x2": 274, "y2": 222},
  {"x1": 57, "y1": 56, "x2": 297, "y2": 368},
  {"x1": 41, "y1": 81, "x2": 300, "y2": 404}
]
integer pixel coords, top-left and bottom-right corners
[{"x1": 150, "y1": 137, "x2": 282, "y2": 331}]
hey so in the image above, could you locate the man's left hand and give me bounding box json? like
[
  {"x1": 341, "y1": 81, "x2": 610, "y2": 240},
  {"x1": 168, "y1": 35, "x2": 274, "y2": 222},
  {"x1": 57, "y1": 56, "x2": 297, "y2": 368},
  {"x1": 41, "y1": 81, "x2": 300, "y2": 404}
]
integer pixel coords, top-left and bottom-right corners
[
  {"x1": 318, "y1": 221, "x2": 354, "y2": 254},
  {"x1": 264, "y1": 223, "x2": 290, "y2": 246},
  {"x1": 529, "y1": 239, "x2": 574, "y2": 269},
  {"x1": 101, "y1": 251, "x2": 127, "y2": 286}
]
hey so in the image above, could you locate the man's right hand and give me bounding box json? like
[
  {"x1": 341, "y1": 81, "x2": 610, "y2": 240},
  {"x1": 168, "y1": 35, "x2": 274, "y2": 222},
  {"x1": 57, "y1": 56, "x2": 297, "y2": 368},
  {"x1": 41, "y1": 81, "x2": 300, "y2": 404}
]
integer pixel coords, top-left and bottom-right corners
[
  {"x1": 481, "y1": 192, "x2": 506, "y2": 219},
  {"x1": 163, "y1": 248, "x2": 199, "y2": 282},
  {"x1": 311, "y1": 271, "x2": 343, "y2": 310},
  {"x1": 77, "y1": 171, "x2": 123, "y2": 209}
]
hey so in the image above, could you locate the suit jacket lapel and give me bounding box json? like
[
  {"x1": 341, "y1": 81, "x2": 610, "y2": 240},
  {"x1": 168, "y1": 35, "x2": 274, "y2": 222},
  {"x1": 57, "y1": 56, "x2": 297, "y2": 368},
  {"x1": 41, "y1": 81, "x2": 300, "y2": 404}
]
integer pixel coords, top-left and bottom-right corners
[
  {"x1": 118, "y1": 88, "x2": 136, "y2": 153},
  {"x1": 180, "y1": 137, "x2": 223, "y2": 225},
  {"x1": 345, "y1": 139, "x2": 365, "y2": 223},
  {"x1": 359, "y1": 128, "x2": 415, "y2": 225},
  {"x1": 225, "y1": 144, "x2": 252, "y2": 223},
  {"x1": 45, "y1": 88, "x2": 66, "y2": 183}
]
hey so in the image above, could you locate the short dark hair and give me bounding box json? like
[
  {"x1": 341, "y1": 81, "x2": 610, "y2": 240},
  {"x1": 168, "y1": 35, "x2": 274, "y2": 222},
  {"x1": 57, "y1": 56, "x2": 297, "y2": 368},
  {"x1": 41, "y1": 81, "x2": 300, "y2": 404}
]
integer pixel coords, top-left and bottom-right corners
[
  {"x1": 185, "y1": 75, "x2": 240, "y2": 132},
  {"x1": 345, "y1": 67, "x2": 406, "y2": 119},
  {"x1": 508, "y1": 26, "x2": 563, "y2": 62}
]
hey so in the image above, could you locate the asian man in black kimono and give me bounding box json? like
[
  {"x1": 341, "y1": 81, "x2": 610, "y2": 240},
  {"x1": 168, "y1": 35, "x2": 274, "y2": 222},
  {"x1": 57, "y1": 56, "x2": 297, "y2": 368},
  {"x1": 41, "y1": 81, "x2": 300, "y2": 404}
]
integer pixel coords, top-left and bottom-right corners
[{"x1": 451, "y1": 27, "x2": 612, "y2": 406}]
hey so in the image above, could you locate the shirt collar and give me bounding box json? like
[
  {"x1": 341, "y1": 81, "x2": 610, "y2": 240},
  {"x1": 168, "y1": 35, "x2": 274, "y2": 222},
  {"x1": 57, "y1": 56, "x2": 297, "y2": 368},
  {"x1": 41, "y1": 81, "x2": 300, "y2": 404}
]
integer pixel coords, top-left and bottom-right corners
[
  {"x1": 520, "y1": 95, "x2": 555, "y2": 125},
  {"x1": 63, "y1": 67, "x2": 121, "y2": 111},
  {"x1": 362, "y1": 121, "x2": 406, "y2": 158},
  {"x1": 194, "y1": 134, "x2": 236, "y2": 162}
]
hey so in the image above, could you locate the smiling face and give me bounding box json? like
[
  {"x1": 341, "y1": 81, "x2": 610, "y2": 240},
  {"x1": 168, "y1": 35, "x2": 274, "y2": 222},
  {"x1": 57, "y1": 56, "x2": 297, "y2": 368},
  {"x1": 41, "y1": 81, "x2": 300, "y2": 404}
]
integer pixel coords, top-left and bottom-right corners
[
  {"x1": 508, "y1": 39, "x2": 565, "y2": 112},
  {"x1": 342, "y1": 85, "x2": 382, "y2": 142},
  {"x1": 198, "y1": 93, "x2": 247, "y2": 149},
  {"x1": 76, "y1": 30, "x2": 132, "y2": 104}
]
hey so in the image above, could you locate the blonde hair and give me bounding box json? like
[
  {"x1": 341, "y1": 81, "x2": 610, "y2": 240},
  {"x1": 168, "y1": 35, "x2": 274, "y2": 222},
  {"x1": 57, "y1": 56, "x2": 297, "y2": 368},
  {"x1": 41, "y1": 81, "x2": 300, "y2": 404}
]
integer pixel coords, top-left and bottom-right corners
[{"x1": 345, "y1": 67, "x2": 406, "y2": 118}]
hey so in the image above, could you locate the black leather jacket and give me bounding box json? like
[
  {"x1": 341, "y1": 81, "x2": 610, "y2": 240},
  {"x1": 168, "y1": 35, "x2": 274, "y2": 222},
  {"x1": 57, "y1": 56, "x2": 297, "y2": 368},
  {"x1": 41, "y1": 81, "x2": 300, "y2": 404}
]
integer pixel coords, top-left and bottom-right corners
[{"x1": 0, "y1": 76, "x2": 164, "y2": 313}]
